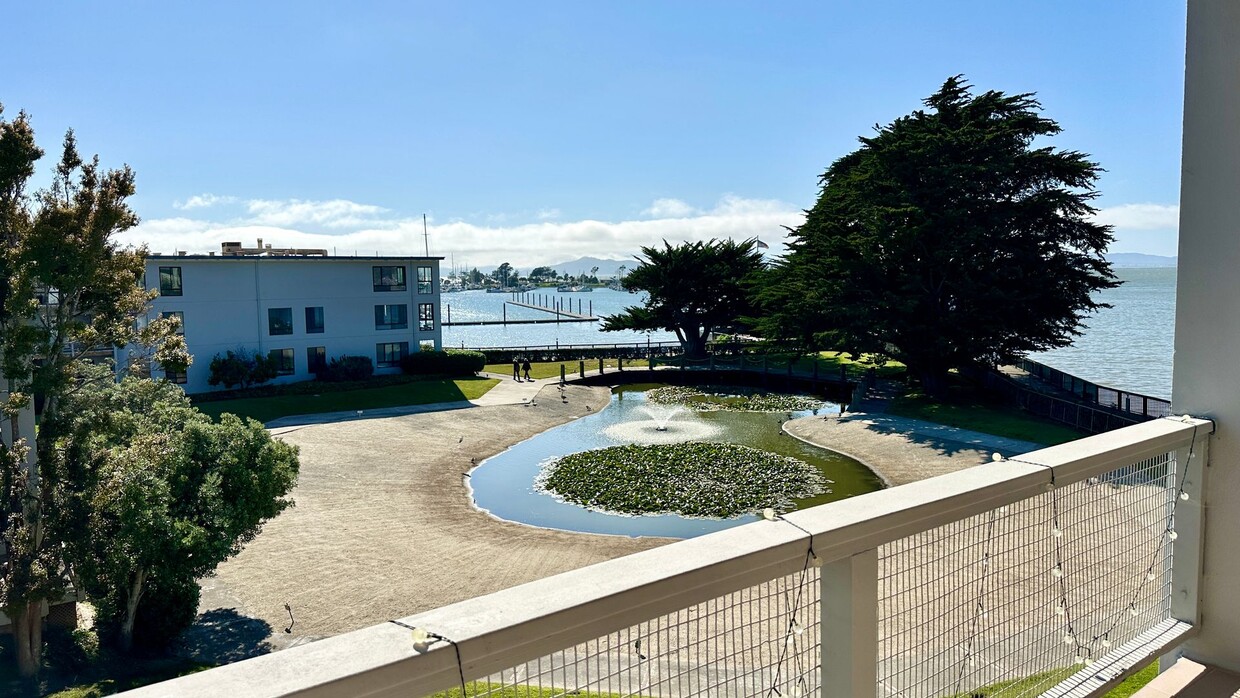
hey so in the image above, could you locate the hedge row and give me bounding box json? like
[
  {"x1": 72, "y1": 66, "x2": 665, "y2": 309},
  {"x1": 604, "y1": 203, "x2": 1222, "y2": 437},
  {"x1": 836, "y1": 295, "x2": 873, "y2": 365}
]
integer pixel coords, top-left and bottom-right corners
[{"x1": 400, "y1": 349, "x2": 486, "y2": 377}]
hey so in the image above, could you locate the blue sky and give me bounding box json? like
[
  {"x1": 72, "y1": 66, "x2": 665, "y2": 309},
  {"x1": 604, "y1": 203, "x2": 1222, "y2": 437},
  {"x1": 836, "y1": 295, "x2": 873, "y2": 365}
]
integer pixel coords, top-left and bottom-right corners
[{"x1": 4, "y1": 2, "x2": 1186, "y2": 267}]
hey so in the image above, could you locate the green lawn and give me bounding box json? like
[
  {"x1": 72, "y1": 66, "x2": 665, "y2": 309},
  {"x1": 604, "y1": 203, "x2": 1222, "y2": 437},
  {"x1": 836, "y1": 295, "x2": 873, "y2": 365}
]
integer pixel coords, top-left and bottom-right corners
[
  {"x1": 889, "y1": 390, "x2": 1085, "y2": 445},
  {"x1": 485, "y1": 358, "x2": 627, "y2": 380},
  {"x1": 430, "y1": 683, "x2": 647, "y2": 698},
  {"x1": 949, "y1": 662, "x2": 1155, "y2": 698},
  {"x1": 194, "y1": 377, "x2": 499, "y2": 423}
]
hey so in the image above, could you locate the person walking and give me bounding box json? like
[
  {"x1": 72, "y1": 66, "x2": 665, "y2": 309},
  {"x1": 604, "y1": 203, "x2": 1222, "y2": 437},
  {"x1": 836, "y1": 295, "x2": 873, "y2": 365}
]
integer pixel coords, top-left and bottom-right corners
[
  {"x1": 522, "y1": 358, "x2": 532, "y2": 381},
  {"x1": 513, "y1": 357, "x2": 521, "y2": 381}
]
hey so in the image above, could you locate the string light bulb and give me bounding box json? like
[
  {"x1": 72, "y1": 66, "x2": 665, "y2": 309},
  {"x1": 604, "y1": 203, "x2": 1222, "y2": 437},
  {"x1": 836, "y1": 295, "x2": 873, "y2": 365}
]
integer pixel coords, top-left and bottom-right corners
[
  {"x1": 1052, "y1": 526, "x2": 1063, "y2": 538},
  {"x1": 1100, "y1": 638, "x2": 1112, "y2": 649},
  {"x1": 1051, "y1": 565, "x2": 1064, "y2": 578},
  {"x1": 1181, "y1": 491, "x2": 1190, "y2": 500},
  {"x1": 1168, "y1": 530, "x2": 1179, "y2": 541}
]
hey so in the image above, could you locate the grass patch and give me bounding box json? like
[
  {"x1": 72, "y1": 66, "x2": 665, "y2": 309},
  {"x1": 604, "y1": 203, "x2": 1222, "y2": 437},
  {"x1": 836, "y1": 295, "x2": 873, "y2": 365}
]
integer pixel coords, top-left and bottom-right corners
[
  {"x1": 430, "y1": 682, "x2": 647, "y2": 698},
  {"x1": 485, "y1": 358, "x2": 627, "y2": 380},
  {"x1": 194, "y1": 377, "x2": 499, "y2": 423},
  {"x1": 949, "y1": 662, "x2": 1156, "y2": 698},
  {"x1": 539, "y1": 442, "x2": 829, "y2": 518},
  {"x1": 888, "y1": 389, "x2": 1083, "y2": 446},
  {"x1": 808, "y1": 351, "x2": 906, "y2": 379}
]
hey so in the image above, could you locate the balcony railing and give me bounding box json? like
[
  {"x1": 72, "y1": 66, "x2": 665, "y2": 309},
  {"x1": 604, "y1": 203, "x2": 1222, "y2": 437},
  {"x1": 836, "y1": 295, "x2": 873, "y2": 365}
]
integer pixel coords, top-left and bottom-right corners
[{"x1": 119, "y1": 416, "x2": 1211, "y2": 698}]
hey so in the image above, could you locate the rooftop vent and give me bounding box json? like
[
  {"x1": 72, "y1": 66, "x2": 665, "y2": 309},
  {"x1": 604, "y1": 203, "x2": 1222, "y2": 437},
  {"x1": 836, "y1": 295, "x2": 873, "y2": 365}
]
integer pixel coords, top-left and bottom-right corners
[{"x1": 220, "y1": 238, "x2": 328, "y2": 257}]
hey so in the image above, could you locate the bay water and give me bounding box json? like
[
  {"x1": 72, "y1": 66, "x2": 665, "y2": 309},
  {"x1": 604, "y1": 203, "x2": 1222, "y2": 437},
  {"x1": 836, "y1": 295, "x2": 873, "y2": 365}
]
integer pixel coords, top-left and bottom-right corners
[{"x1": 443, "y1": 270, "x2": 1177, "y2": 398}]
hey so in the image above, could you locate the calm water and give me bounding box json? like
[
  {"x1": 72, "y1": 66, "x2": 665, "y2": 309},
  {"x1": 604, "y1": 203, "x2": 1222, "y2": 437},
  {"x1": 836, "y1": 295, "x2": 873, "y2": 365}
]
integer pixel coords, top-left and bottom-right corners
[
  {"x1": 445, "y1": 270, "x2": 1178, "y2": 398},
  {"x1": 468, "y1": 387, "x2": 884, "y2": 538},
  {"x1": 441, "y1": 289, "x2": 678, "y2": 348},
  {"x1": 1032, "y1": 268, "x2": 1176, "y2": 398}
]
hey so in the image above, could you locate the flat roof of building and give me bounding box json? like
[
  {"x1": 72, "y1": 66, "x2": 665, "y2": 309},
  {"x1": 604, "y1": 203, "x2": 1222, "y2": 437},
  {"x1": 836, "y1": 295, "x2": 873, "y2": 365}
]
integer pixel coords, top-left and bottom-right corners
[{"x1": 147, "y1": 254, "x2": 445, "y2": 261}]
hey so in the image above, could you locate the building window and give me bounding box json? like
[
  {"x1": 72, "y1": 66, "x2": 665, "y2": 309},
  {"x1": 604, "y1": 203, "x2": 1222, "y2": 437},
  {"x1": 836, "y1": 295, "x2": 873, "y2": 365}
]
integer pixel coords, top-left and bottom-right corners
[
  {"x1": 159, "y1": 267, "x2": 183, "y2": 296},
  {"x1": 374, "y1": 304, "x2": 408, "y2": 330},
  {"x1": 269, "y1": 348, "x2": 295, "y2": 375},
  {"x1": 417, "y1": 265, "x2": 434, "y2": 294},
  {"x1": 376, "y1": 342, "x2": 408, "y2": 368},
  {"x1": 164, "y1": 368, "x2": 187, "y2": 384},
  {"x1": 268, "y1": 307, "x2": 293, "y2": 335},
  {"x1": 373, "y1": 265, "x2": 406, "y2": 292},
  {"x1": 161, "y1": 310, "x2": 185, "y2": 335},
  {"x1": 418, "y1": 303, "x2": 435, "y2": 332},
  {"x1": 307, "y1": 346, "x2": 326, "y2": 374},
  {"x1": 305, "y1": 306, "x2": 325, "y2": 334}
]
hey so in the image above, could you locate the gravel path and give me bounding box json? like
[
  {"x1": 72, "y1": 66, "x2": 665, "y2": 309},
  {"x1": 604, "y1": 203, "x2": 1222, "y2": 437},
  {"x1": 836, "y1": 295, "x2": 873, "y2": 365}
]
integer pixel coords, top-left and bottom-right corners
[{"x1": 187, "y1": 380, "x2": 1052, "y2": 664}]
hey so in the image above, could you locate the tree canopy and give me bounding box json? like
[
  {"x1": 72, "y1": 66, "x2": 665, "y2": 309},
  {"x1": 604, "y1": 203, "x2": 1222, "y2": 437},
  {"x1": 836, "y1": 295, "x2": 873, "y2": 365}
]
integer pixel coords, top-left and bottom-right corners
[
  {"x1": 47, "y1": 376, "x2": 299, "y2": 652},
  {"x1": 758, "y1": 77, "x2": 1118, "y2": 395},
  {"x1": 602, "y1": 239, "x2": 765, "y2": 357}
]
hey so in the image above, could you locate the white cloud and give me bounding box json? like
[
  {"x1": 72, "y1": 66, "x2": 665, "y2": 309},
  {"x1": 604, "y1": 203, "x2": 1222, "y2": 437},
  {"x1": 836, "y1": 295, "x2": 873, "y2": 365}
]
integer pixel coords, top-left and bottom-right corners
[
  {"x1": 1093, "y1": 203, "x2": 1179, "y2": 230},
  {"x1": 173, "y1": 193, "x2": 238, "y2": 210},
  {"x1": 642, "y1": 198, "x2": 699, "y2": 218},
  {"x1": 536, "y1": 208, "x2": 561, "y2": 220},
  {"x1": 245, "y1": 198, "x2": 391, "y2": 229},
  {"x1": 124, "y1": 195, "x2": 804, "y2": 269}
]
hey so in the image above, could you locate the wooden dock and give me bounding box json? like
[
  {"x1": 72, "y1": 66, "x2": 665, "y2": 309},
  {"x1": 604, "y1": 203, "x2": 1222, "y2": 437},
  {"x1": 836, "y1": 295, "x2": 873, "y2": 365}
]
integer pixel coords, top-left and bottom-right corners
[
  {"x1": 505, "y1": 300, "x2": 596, "y2": 320},
  {"x1": 443, "y1": 317, "x2": 597, "y2": 326},
  {"x1": 440, "y1": 298, "x2": 600, "y2": 327}
]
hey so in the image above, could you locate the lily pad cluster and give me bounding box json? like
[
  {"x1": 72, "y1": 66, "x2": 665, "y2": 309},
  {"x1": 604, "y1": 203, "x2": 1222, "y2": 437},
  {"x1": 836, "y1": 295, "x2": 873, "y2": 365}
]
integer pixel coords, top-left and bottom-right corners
[
  {"x1": 646, "y1": 385, "x2": 824, "y2": 413},
  {"x1": 537, "y1": 442, "x2": 830, "y2": 518}
]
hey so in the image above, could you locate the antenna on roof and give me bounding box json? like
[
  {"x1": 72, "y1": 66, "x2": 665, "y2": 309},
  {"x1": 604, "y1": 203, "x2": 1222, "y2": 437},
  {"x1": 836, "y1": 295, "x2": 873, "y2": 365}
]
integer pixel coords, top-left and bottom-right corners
[{"x1": 422, "y1": 213, "x2": 430, "y2": 257}]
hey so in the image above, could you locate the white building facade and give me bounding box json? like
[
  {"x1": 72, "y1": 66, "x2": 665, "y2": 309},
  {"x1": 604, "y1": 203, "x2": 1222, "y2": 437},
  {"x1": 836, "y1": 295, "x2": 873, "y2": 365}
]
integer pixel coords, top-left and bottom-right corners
[{"x1": 135, "y1": 252, "x2": 443, "y2": 394}]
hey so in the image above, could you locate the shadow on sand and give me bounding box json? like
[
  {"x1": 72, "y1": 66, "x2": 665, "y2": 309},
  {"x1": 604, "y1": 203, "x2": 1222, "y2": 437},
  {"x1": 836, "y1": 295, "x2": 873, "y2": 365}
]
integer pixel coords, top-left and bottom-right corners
[{"x1": 174, "y1": 608, "x2": 274, "y2": 665}]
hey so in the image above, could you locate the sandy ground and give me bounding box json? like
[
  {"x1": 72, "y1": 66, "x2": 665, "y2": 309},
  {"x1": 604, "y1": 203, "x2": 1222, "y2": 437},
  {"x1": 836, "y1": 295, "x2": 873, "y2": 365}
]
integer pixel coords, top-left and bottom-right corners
[
  {"x1": 184, "y1": 377, "x2": 1047, "y2": 665},
  {"x1": 191, "y1": 384, "x2": 668, "y2": 655}
]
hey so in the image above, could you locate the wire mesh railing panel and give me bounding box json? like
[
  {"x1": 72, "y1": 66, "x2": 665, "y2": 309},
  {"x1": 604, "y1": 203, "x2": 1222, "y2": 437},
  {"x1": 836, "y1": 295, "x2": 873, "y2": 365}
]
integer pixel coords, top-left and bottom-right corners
[
  {"x1": 877, "y1": 451, "x2": 1179, "y2": 698},
  {"x1": 420, "y1": 561, "x2": 821, "y2": 698}
]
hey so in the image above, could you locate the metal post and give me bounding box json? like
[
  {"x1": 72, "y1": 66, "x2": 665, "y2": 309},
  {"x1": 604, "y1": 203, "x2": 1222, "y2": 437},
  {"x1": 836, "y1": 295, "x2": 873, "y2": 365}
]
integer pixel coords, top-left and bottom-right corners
[
  {"x1": 579, "y1": 360, "x2": 585, "y2": 379},
  {"x1": 598, "y1": 357, "x2": 604, "y2": 375},
  {"x1": 560, "y1": 364, "x2": 566, "y2": 384},
  {"x1": 503, "y1": 304, "x2": 507, "y2": 324},
  {"x1": 821, "y1": 549, "x2": 878, "y2": 698}
]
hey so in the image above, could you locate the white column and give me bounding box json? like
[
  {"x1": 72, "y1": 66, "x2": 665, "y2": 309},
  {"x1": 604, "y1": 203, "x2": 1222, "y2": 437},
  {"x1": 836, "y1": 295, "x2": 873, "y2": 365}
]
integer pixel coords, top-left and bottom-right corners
[
  {"x1": 1172, "y1": 0, "x2": 1240, "y2": 671},
  {"x1": 820, "y1": 549, "x2": 877, "y2": 698}
]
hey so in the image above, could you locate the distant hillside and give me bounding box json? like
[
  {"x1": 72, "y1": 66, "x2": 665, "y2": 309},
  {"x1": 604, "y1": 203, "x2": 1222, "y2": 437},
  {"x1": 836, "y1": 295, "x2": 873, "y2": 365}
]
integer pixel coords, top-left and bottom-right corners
[
  {"x1": 1108, "y1": 253, "x2": 1177, "y2": 268},
  {"x1": 550, "y1": 256, "x2": 635, "y2": 278}
]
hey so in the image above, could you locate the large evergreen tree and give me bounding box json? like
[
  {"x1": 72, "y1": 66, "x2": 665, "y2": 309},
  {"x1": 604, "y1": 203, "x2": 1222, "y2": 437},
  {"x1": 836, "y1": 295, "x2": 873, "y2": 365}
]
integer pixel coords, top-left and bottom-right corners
[
  {"x1": 759, "y1": 77, "x2": 1117, "y2": 396},
  {"x1": 602, "y1": 239, "x2": 765, "y2": 358}
]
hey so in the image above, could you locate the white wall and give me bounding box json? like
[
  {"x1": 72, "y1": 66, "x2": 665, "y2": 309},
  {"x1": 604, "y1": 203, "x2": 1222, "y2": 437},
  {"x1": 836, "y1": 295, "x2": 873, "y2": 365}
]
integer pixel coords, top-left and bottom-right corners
[
  {"x1": 143, "y1": 256, "x2": 441, "y2": 393},
  {"x1": 1172, "y1": 0, "x2": 1240, "y2": 672}
]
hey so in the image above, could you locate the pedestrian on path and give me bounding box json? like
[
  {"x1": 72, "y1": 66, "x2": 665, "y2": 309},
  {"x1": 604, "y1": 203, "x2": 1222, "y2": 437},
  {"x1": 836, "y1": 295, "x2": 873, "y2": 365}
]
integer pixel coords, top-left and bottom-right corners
[
  {"x1": 513, "y1": 357, "x2": 521, "y2": 381},
  {"x1": 522, "y1": 358, "x2": 532, "y2": 381}
]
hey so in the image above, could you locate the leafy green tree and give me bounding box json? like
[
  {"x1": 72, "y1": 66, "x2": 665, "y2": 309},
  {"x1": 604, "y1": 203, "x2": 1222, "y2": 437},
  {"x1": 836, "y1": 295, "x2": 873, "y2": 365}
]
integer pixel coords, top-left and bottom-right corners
[
  {"x1": 759, "y1": 77, "x2": 1117, "y2": 397},
  {"x1": 48, "y1": 377, "x2": 299, "y2": 652},
  {"x1": 0, "y1": 108, "x2": 188, "y2": 675},
  {"x1": 208, "y1": 347, "x2": 279, "y2": 390},
  {"x1": 528, "y1": 266, "x2": 555, "y2": 282},
  {"x1": 602, "y1": 239, "x2": 765, "y2": 358}
]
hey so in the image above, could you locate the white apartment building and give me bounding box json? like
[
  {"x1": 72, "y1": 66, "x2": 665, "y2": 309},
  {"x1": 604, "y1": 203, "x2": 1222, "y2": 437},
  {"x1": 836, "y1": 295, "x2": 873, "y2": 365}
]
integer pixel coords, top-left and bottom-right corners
[{"x1": 134, "y1": 243, "x2": 443, "y2": 394}]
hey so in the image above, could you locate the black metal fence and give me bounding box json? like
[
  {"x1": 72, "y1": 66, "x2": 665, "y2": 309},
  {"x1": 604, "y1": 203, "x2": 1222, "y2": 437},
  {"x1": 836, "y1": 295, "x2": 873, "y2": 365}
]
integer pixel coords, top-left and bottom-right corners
[{"x1": 1016, "y1": 358, "x2": 1172, "y2": 419}]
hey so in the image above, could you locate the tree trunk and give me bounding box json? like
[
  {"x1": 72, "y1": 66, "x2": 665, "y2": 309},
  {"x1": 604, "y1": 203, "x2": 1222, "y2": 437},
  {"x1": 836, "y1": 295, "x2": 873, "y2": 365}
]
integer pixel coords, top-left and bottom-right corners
[
  {"x1": 12, "y1": 601, "x2": 42, "y2": 677},
  {"x1": 917, "y1": 367, "x2": 951, "y2": 401},
  {"x1": 119, "y1": 568, "x2": 147, "y2": 653}
]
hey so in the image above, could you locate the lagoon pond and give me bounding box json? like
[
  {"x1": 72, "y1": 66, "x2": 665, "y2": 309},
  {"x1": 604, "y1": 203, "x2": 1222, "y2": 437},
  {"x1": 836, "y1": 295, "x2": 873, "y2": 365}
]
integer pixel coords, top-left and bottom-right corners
[{"x1": 468, "y1": 386, "x2": 884, "y2": 538}]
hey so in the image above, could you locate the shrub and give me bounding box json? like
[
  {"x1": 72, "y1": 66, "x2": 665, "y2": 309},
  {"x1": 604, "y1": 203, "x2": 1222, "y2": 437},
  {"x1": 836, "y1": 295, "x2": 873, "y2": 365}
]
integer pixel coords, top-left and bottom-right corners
[
  {"x1": 400, "y1": 349, "x2": 485, "y2": 377},
  {"x1": 319, "y1": 354, "x2": 374, "y2": 382},
  {"x1": 208, "y1": 348, "x2": 279, "y2": 390}
]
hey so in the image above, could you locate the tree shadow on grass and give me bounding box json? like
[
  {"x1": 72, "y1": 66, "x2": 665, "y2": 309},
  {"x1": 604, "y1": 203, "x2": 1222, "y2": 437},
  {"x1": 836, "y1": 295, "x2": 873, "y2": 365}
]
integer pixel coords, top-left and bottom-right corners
[
  {"x1": 174, "y1": 608, "x2": 274, "y2": 665},
  {"x1": 840, "y1": 412, "x2": 1044, "y2": 458}
]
